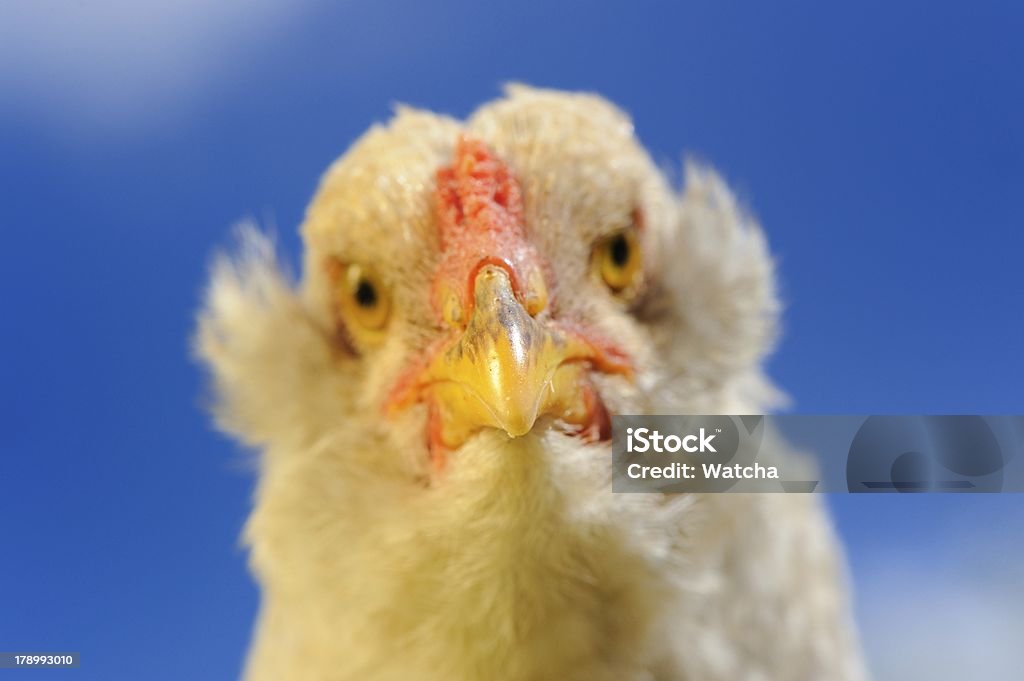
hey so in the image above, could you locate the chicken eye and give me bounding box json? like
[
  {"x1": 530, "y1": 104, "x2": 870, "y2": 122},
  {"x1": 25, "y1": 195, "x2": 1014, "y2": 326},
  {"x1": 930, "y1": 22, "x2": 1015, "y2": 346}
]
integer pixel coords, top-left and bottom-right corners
[
  {"x1": 334, "y1": 262, "x2": 391, "y2": 335},
  {"x1": 593, "y1": 228, "x2": 643, "y2": 296}
]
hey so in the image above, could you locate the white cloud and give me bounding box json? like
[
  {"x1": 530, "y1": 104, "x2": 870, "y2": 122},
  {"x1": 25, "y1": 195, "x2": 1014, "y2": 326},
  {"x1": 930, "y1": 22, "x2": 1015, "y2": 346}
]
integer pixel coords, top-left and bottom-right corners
[
  {"x1": 856, "y1": 524, "x2": 1024, "y2": 679},
  {"x1": 0, "y1": 0, "x2": 313, "y2": 139}
]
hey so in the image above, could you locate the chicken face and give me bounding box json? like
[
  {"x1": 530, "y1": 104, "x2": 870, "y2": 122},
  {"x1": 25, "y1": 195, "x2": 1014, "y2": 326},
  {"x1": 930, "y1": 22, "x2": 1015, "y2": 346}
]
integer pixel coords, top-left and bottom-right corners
[
  {"x1": 383, "y1": 135, "x2": 635, "y2": 467},
  {"x1": 294, "y1": 88, "x2": 695, "y2": 480}
]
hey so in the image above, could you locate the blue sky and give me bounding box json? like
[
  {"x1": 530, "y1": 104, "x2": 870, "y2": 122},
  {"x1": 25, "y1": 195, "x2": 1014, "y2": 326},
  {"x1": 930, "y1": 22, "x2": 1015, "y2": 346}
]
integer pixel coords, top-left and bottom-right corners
[{"x1": 1, "y1": 1, "x2": 1021, "y2": 679}]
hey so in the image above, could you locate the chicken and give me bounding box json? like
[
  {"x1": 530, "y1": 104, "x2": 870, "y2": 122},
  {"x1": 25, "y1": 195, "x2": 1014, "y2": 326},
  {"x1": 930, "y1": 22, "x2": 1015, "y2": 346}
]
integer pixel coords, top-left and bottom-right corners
[{"x1": 195, "y1": 85, "x2": 867, "y2": 681}]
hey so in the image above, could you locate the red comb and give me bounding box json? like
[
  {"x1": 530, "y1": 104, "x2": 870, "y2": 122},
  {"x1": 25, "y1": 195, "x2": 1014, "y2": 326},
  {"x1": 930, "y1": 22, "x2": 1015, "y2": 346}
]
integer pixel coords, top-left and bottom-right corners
[{"x1": 435, "y1": 135, "x2": 524, "y2": 248}]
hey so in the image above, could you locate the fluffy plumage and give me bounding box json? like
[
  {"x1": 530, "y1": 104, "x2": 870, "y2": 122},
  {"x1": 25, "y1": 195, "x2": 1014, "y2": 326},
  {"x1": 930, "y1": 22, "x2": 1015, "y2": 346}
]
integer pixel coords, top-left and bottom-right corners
[{"x1": 196, "y1": 85, "x2": 867, "y2": 681}]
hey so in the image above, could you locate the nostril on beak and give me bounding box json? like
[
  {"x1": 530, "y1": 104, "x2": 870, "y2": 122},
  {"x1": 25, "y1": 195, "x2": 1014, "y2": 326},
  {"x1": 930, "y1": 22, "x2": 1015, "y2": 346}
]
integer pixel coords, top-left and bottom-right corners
[
  {"x1": 442, "y1": 291, "x2": 464, "y2": 327},
  {"x1": 521, "y1": 267, "x2": 549, "y2": 317}
]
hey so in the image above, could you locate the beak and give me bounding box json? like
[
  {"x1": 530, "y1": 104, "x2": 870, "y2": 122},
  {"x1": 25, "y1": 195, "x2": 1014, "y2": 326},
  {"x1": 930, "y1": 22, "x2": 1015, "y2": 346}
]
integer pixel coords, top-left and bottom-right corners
[{"x1": 420, "y1": 265, "x2": 610, "y2": 447}]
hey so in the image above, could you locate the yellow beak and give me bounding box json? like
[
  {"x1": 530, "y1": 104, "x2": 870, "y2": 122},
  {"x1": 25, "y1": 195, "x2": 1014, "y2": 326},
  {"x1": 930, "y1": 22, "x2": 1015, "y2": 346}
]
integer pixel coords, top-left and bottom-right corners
[{"x1": 421, "y1": 265, "x2": 597, "y2": 448}]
